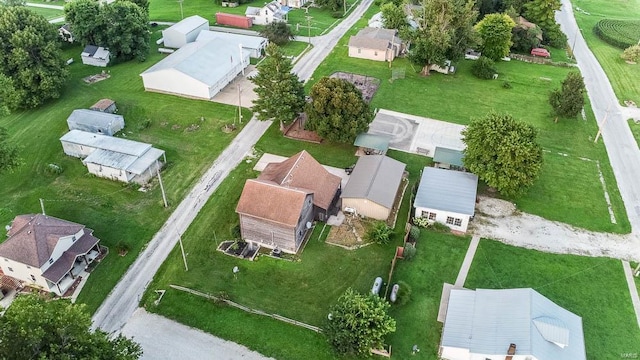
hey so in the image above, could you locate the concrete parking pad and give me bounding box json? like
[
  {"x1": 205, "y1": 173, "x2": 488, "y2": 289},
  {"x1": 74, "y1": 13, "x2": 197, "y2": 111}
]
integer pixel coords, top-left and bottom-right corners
[
  {"x1": 211, "y1": 65, "x2": 258, "y2": 108},
  {"x1": 368, "y1": 109, "x2": 465, "y2": 156}
]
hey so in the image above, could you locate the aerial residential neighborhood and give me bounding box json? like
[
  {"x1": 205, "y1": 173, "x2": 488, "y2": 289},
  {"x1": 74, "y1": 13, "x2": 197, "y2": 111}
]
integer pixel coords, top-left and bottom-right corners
[{"x1": 0, "y1": 0, "x2": 639, "y2": 359}]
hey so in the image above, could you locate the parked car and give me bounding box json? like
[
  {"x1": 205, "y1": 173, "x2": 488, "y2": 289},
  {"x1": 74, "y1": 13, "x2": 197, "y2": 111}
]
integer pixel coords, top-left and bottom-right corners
[{"x1": 531, "y1": 48, "x2": 551, "y2": 58}]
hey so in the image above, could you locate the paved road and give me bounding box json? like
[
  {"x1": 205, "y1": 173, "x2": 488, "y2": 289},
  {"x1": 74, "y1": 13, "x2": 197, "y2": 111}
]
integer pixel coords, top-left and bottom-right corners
[
  {"x1": 557, "y1": 1, "x2": 640, "y2": 234},
  {"x1": 121, "y1": 309, "x2": 273, "y2": 360},
  {"x1": 25, "y1": 2, "x2": 63, "y2": 9},
  {"x1": 91, "y1": 118, "x2": 272, "y2": 333}
]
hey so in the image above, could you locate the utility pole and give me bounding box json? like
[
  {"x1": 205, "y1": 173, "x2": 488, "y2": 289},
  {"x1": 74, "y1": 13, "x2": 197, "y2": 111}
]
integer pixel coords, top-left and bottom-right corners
[
  {"x1": 571, "y1": 28, "x2": 580, "y2": 59},
  {"x1": 237, "y1": 84, "x2": 243, "y2": 124},
  {"x1": 306, "y1": 16, "x2": 312, "y2": 45},
  {"x1": 39, "y1": 198, "x2": 46, "y2": 215},
  {"x1": 594, "y1": 104, "x2": 612, "y2": 143},
  {"x1": 343, "y1": 0, "x2": 346, "y2": 14},
  {"x1": 178, "y1": 0, "x2": 184, "y2": 20},
  {"x1": 176, "y1": 229, "x2": 189, "y2": 271},
  {"x1": 156, "y1": 161, "x2": 168, "y2": 208}
]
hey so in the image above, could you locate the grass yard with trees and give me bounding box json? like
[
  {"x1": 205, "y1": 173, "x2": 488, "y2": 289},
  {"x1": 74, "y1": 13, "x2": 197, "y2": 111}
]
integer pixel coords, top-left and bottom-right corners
[
  {"x1": 465, "y1": 239, "x2": 640, "y2": 360},
  {"x1": 572, "y1": 0, "x2": 640, "y2": 104},
  {"x1": 0, "y1": 27, "x2": 251, "y2": 313},
  {"x1": 308, "y1": 4, "x2": 629, "y2": 233}
]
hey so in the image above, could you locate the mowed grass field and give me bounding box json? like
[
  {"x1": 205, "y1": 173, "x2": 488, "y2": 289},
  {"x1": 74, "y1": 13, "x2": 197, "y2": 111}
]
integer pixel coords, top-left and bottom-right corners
[
  {"x1": 307, "y1": 5, "x2": 629, "y2": 233},
  {"x1": 25, "y1": 6, "x2": 63, "y2": 20},
  {"x1": 572, "y1": 0, "x2": 640, "y2": 105},
  {"x1": 465, "y1": 239, "x2": 640, "y2": 360},
  {"x1": 0, "y1": 27, "x2": 250, "y2": 313}
]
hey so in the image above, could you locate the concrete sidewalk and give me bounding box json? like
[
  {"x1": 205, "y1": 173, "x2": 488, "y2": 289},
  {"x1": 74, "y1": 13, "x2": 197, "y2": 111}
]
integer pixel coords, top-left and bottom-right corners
[
  {"x1": 454, "y1": 235, "x2": 481, "y2": 287},
  {"x1": 622, "y1": 261, "x2": 640, "y2": 330}
]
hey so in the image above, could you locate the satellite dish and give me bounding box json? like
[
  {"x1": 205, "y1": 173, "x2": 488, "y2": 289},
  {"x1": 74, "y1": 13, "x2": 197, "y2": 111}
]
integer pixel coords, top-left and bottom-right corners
[{"x1": 306, "y1": 222, "x2": 312, "y2": 229}]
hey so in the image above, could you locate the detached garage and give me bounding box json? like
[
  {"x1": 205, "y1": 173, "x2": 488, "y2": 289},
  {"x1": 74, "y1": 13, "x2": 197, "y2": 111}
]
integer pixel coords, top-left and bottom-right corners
[
  {"x1": 341, "y1": 155, "x2": 406, "y2": 221},
  {"x1": 162, "y1": 15, "x2": 209, "y2": 49},
  {"x1": 140, "y1": 38, "x2": 250, "y2": 100}
]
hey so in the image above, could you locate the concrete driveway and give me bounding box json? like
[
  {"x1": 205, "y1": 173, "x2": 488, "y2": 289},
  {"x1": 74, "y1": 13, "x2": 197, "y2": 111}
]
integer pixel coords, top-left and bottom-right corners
[
  {"x1": 212, "y1": 65, "x2": 258, "y2": 108},
  {"x1": 368, "y1": 109, "x2": 465, "y2": 156}
]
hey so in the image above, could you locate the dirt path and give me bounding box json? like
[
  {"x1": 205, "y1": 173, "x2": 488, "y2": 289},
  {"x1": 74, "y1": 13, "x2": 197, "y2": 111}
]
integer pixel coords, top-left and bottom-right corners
[{"x1": 470, "y1": 197, "x2": 640, "y2": 261}]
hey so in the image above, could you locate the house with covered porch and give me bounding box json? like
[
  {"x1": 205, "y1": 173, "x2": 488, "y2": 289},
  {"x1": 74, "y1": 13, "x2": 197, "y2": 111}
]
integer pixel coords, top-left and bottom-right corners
[{"x1": 0, "y1": 214, "x2": 102, "y2": 296}]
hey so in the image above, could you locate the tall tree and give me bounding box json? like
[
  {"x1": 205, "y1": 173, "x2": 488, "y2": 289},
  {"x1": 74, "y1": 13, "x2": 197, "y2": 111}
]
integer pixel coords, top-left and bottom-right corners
[
  {"x1": 0, "y1": 74, "x2": 18, "y2": 116},
  {"x1": 0, "y1": 6, "x2": 68, "y2": 109},
  {"x1": 475, "y1": 13, "x2": 515, "y2": 60},
  {"x1": 259, "y1": 21, "x2": 295, "y2": 45},
  {"x1": 325, "y1": 288, "x2": 396, "y2": 356},
  {"x1": 462, "y1": 111, "x2": 543, "y2": 196},
  {"x1": 117, "y1": 0, "x2": 148, "y2": 14},
  {"x1": 511, "y1": 25, "x2": 541, "y2": 52},
  {"x1": 524, "y1": 0, "x2": 560, "y2": 31},
  {"x1": 251, "y1": 44, "x2": 305, "y2": 128},
  {"x1": 381, "y1": 3, "x2": 407, "y2": 31},
  {"x1": 305, "y1": 77, "x2": 373, "y2": 143},
  {"x1": 0, "y1": 294, "x2": 142, "y2": 359},
  {"x1": 549, "y1": 71, "x2": 586, "y2": 121},
  {"x1": 315, "y1": 0, "x2": 342, "y2": 12},
  {"x1": 446, "y1": 0, "x2": 479, "y2": 61},
  {"x1": 64, "y1": 0, "x2": 102, "y2": 45},
  {"x1": 408, "y1": 0, "x2": 454, "y2": 75},
  {"x1": 0, "y1": 127, "x2": 18, "y2": 173}
]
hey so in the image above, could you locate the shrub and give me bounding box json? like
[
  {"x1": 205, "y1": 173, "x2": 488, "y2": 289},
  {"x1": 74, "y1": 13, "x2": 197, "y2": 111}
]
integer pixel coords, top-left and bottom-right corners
[
  {"x1": 471, "y1": 56, "x2": 497, "y2": 80},
  {"x1": 594, "y1": 19, "x2": 640, "y2": 49},
  {"x1": 394, "y1": 281, "x2": 412, "y2": 305},
  {"x1": 621, "y1": 44, "x2": 640, "y2": 62},
  {"x1": 502, "y1": 81, "x2": 512, "y2": 89},
  {"x1": 114, "y1": 241, "x2": 130, "y2": 256},
  {"x1": 409, "y1": 225, "x2": 420, "y2": 241},
  {"x1": 331, "y1": 11, "x2": 344, "y2": 18},
  {"x1": 231, "y1": 224, "x2": 241, "y2": 239},
  {"x1": 542, "y1": 24, "x2": 567, "y2": 49},
  {"x1": 367, "y1": 221, "x2": 393, "y2": 244},
  {"x1": 412, "y1": 217, "x2": 430, "y2": 228},
  {"x1": 431, "y1": 221, "x2": 451, "y2": 233},
  {"x1": 403, "y1": 243, "x2": 416, "y2": 261},
  {"x1": 137, "y1": 119, "x2": 151, "y2": 131},
  {"x1": 45, "y1": 163, "x2": 63, "y2": 175}
]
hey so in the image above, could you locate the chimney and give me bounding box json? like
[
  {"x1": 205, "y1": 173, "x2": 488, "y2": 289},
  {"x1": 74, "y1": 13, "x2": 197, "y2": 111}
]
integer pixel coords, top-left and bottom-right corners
[{"x1": 505, "y1": 343, "x2": 516, "y2": 360}]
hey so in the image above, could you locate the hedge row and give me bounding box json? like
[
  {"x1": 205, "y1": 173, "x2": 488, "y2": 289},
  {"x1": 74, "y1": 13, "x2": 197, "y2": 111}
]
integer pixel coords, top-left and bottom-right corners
[{"x1": 594, "y1": 19, "x2": 640, "y2": 49}]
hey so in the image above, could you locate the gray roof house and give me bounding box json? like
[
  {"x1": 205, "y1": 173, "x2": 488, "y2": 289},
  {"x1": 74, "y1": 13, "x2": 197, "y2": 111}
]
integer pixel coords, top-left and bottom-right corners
[
  {"x1": 81, "y1": 45, "x2": 110, "y2": 67},
  {"x1": 341, "y1": 155, "x2": 406, "y2": 220},
  {"x1": 414, "y1": 167, "x2": 478, "y2": 232},
  {"x1": 140, "y1": 37, "x2": 251, "y2": 100},
  {"x1": 348, "y1": 27, "x2": 403, "y2": 62},
  {"x1": 66, "y1": 109, "x2": 124, "y2": 136},
  {"x1": 440, "y1": 288, "x2": 586, "y2": 360},
  {"x1": 60, "y1": 130, "x2": 165, "y2": 184},
  {"x1": 162, "y1": 15, "x2": 210, "y2": 49}
]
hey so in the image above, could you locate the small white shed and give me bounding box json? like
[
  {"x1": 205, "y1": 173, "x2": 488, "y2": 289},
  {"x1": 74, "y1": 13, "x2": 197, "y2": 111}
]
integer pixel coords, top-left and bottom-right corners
[
  {"x1": 67, "y1": 109, "x2": 124, "y2": 136},
  {"x1": 414, "y1": 167, "x2": 478, "y2": 232},
  {"x1": 162, "y1": 15, "x2": 210, "y2": 49},
  {"x1": 81, "y1": 45, "x2": 110, "y2": 67}
]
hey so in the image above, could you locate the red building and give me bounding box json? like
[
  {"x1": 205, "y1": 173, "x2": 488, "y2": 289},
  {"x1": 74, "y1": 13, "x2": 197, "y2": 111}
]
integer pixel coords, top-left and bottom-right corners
[{"x1": 215, "y1": 13, "x2": 253, "y2": 29}]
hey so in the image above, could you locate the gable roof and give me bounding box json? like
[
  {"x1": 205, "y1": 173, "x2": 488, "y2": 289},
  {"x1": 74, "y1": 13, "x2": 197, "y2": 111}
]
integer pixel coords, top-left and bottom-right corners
[
  {"x1": 90, "y1": 99, "x2": 116, "y2": 111},
  {"x1": 67, "y1": 109, "x2": 123, "y2": 130},
  {"x1": 348, "y1": 27, "x2": 401, "y2": 51},
  {"x1": 258, "y1": 150, "x2": 341, "y2": 211},
  {"x1": 442, "y1": 288, "x2": 586, "y2": 360},
  {"x1": 82, "y1": 45, "x2": 98, "y2": 56},
  {"x1": 140, "y1": 37, "x2": 251, "y2": 87},
  {"x1": 0, "y1": 214, "x2": 85, "y2": 267},
  {"x1": 236, "y1": 179, "x2": 310, "y2": 226},
  {"x1": 166, "y1": 15, "x2": 208, "y2": 35},
  {"x1": 433, "y1": 147, "x2": 464, "y2": 167},
  {"x1": 195, "y1": 30, "x2": 267, "y2": 51},
  {"x1": 414, "y1": 167, "x2": 477, "y2": 215},
  {"x1": 341, "y1": 155, "x2": 405, "y2": 209}
]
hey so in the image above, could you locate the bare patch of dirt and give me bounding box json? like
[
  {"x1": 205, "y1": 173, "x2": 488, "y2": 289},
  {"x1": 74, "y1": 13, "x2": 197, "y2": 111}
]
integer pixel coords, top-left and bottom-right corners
[
  {"x1": 326, "y1": 215, "x2": 374, "y2": 249},
  {"x1": 475, "y1": 196, "x2": 517, "y2": 217}
]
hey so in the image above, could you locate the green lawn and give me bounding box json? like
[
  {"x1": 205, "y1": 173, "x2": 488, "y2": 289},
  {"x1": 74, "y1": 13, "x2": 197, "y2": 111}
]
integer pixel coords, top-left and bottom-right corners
[
  {"x1": 0, "y1": 28, "x2": 250, "y2": 313},
  {"x1": 572, "y1": 0, "x2": 640, "y2": 104},
  {"x1": 465, "y1": 239, "x2": 640, "y2": 360},
  {"x1": 25, "y1": 5, "x2": 63, "y2": 20},
  {"x1": 280, "y1": 40, "x2": 310, "y2": 58},
  {"x1": 628, "y1": 119, "x2": 640, "y2": 148},
  {"x1": 149, "y1": 0, "x2": 358, "y2": 37},
  {"x1": 306, "y1": 5, "x2": 629, "y2": 233}
]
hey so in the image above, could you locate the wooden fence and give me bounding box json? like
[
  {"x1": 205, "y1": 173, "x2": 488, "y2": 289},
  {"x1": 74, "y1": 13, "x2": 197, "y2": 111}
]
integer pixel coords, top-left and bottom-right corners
[{"x1": 169, "y1": 284, "x2": 322, "y2": 333}]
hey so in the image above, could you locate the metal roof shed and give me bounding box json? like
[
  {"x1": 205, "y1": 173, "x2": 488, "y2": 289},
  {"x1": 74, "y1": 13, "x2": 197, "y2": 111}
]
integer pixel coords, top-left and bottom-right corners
[
  {"x1": 162, "y1": 15, "x2": 210, "y2": 48},
  {"x1": 415, "y1": 167, "x2": 477, "y2": 216},
  {"x1": 67, "y1": 109, "x2": 124, "y2": 136},
  {"x1": 433, "y1": 147, "x2": 464, "y2": 168},
  {"x1": 354, "y1": 133, "x2": 391, "y2": 155}
]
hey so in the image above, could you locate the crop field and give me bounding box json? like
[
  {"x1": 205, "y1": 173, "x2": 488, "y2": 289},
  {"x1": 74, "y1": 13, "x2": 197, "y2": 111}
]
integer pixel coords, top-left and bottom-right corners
[{"x1": 594, "y1": 19, "x2": 640, "y2": 49}]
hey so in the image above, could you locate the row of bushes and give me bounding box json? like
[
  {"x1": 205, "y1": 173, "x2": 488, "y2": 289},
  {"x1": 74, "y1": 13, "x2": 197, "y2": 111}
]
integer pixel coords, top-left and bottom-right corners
[{"x1": 594, "y1": 19, "x2": 640, "y2": 49}]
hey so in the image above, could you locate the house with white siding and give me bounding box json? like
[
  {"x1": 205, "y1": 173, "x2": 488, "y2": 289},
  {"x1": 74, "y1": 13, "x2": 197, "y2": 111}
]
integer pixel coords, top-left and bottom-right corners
[
  {"x1": 414, "y1": 167, "x2": 477, "y2": 233},
  {"x1": 162, "y1": 15, "x2": 210, "y2": 48},
  {"x1": 140, "y1": 37, "x2": 250, "y2": 100},
  {"x1": 81, "y1": 45, "x2": 110, "y2": 67},
  {"x1": 440, "y1": 288, "x2": 586, "y2": 360},
  {"x1": 245, "y1": 1, "x2": 288, "y2": 25},
  {"x1": 0, "y1": 214, "x2": 101, "y2": 296},
  {"x1": 341, "y1": 155, "x2": 406, "y2": 220},
  {"x1": 348, "y1": 27, "x2": 403, "y2": 62},
  {"x1": 60, "y1": 130, "x2": 165, "y2": 184}
]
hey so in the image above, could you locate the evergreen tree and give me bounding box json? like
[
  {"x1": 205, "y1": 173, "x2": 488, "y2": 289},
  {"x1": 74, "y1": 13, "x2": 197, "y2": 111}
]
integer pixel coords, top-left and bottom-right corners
[{"x1": 549, "y1": 71, "x2": 586, "y2": 120}]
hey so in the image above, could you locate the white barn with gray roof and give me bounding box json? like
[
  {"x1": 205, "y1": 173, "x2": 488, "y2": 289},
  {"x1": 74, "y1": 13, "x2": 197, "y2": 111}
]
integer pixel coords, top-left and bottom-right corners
[
  {"x1": 341, "y1": 155, "x2": 406, "y2": 220},
  {"x1": 140, "y1": 37, "x2": 250, "y2": 100},
  {"x1": 60, "y1": 130, "x2": 165, "y2": 184},
  {"x1": 441, "y1": 288, "x2": 586, "y2": 360},
  {"x1": 162, "y1": 15, "x2": 210, "y2": 49},
  {"x1": 414, "y1": 167, "x2": 478, "y2": 232},
  {"x1": 67, "y1": 109, "x2": 124, "y2": 136}
]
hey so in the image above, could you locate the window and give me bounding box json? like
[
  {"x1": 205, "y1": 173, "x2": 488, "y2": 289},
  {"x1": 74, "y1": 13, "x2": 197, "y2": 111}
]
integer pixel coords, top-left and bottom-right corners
[
  {"x1": 428, "y1": 212, "x2": 436, "y2": 220},
  {"x1": 7, "y1": 267, "x2": 13, "y2": 272},
  {"x1": 357, "y1": 48, "x2": 361, "y2": 54},
  {"x1": 30, "y1": 275, "x2": 36, "y2": 282},
  {"x1": 374, "y1": 51, "x2": 378, "y2": 56},
  {"x1": 3, "y1": 258, "x2": 7, "y2": 262},
  {"x1": 421, "y1": 211, "x2": 437, "y2": 220},
  {"x1": 49, "y1": 258, "x2": 54, "y2": 264},
  {"x1": 446, "y1": 216, "x2": 462, "y2": 226},
  {"x1": 454, "y1": 218, "x2": 462, "y2": 226},
  {"x1": 446, "y1": 216, "x2": 454, "y2": 225},
  {"x1": 72, "y1": 236, "x2": 76, "y2": 242}
]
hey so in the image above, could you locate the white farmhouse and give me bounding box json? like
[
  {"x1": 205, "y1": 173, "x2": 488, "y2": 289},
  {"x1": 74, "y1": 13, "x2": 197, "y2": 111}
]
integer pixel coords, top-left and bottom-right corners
[
  {"x1": 81, "y1": 45, "x2": 110, "y2": 67},
  {"x1": 60, "y1": 130, "x2": 165, "y2": 184},
  {"x1": 245, "y1": 1, "x2": 288, "y2": 25},
  {"x1": 162, "y1": 15, "x2": 210, "y2": 49},
  {"x1": 0, "y1": 214, "x2": 101, "y2": 296},
  {"x1": 140, "y1": 37, "x2": 250, "y2": 100},
  {"x1": 414, "y1": 167, "x2": 478, "y2": 232},
  {"x1": 440, "y1": 288, "x2": 586, "y2": 360}
]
